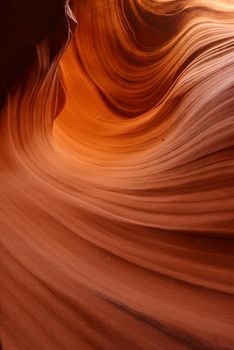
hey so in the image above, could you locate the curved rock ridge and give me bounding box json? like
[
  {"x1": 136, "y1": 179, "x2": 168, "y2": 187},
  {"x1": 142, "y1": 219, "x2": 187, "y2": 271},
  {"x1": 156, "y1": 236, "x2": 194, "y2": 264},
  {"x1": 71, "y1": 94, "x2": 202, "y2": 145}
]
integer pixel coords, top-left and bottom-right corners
[{"x1": 1, "y1": 1, "x2": 234, "y2": 349}]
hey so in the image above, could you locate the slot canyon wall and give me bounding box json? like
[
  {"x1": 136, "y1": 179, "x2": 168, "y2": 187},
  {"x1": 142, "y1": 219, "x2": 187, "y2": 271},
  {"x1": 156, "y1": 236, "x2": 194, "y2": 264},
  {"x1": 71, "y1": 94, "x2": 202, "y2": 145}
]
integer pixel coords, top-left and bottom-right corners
[{"x1": 1, "y1": 0, "x2": 234, "y2": 349}]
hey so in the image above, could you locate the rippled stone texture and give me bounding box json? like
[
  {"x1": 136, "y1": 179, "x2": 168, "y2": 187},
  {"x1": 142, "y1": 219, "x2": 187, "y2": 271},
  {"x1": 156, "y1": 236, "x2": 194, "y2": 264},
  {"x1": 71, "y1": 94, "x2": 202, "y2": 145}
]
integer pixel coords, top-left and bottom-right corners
[{"x1": 1, "y1": 0, "x2": 234, "y2": 349}]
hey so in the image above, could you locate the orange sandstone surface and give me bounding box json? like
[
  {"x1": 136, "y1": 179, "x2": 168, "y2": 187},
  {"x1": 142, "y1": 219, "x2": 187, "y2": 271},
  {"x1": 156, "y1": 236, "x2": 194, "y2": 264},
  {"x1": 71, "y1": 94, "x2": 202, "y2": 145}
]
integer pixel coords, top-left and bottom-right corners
[{"x1": 1, "y1": 1, "x2": 234, "y2": 349}]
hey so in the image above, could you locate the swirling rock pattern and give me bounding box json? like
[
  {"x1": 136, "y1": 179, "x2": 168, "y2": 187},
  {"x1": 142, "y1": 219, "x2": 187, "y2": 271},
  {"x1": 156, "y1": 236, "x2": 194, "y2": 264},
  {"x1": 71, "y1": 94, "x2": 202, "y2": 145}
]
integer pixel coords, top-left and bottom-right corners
[{"x1": 1, "y1": 0, "x2": 234, "y2": 349}]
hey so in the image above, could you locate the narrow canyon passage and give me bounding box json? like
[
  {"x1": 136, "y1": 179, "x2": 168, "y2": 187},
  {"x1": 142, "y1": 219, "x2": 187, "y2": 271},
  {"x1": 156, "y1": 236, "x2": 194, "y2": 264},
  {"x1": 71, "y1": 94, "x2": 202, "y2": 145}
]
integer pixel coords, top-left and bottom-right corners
[{"x1": 1, "y1": 1, "x2": 234, "y2": 349}]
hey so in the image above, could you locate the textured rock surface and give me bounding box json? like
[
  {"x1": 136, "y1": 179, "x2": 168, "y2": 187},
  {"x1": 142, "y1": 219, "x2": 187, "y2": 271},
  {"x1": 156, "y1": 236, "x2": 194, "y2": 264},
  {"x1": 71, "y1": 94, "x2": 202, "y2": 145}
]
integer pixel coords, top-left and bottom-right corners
[{"x1": 1, "y1": 1, "x2": 234, "y2": 349}]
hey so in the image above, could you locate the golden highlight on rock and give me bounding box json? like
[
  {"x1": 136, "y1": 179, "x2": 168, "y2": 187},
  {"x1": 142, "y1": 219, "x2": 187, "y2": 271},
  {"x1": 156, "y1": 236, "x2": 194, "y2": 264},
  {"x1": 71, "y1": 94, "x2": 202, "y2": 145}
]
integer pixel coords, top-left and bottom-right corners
[{"x1": 1, "y1": 0, "x2": 234, "y2": 349}]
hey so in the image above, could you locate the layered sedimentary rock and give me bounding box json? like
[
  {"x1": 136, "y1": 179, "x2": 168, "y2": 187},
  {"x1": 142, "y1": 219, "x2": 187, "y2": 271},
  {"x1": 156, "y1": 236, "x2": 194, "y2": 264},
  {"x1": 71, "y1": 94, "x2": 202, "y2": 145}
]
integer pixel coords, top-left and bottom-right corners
[{"x1": 1, "y1": 0, "x2": 234, "y2": 349}]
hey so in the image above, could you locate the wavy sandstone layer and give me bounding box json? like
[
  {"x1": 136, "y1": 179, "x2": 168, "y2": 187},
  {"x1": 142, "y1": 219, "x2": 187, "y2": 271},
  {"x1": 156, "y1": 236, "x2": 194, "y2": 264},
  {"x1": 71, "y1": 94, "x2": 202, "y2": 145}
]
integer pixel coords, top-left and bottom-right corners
[{"x1": 1, "y1": 0, "x2": 234, "y2": 349}]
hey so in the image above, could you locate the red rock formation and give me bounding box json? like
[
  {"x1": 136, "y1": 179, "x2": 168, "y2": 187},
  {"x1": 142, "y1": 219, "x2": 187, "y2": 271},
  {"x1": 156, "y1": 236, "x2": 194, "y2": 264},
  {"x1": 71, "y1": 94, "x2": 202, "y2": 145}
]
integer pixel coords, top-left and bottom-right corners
[{"x1": 1, "y1": 1, "x2": 234, "y2": 349}]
